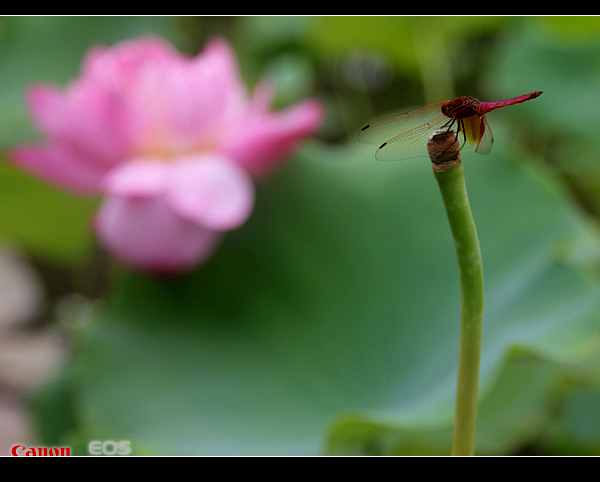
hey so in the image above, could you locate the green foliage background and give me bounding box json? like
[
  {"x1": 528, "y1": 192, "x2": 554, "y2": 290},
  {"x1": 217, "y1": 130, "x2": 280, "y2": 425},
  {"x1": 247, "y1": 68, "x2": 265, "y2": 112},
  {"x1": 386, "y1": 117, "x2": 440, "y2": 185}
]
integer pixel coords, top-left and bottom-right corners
[{"x1": 2, "y1": 16, "x2": 600, "y2": 455}]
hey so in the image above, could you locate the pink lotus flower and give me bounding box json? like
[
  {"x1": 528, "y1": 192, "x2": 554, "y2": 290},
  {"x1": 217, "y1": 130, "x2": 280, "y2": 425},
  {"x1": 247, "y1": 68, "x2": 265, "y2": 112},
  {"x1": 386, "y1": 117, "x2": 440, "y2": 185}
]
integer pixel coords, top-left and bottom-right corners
[{"x1": 10, "y1": 36, "x2": 323, "y2": 272}]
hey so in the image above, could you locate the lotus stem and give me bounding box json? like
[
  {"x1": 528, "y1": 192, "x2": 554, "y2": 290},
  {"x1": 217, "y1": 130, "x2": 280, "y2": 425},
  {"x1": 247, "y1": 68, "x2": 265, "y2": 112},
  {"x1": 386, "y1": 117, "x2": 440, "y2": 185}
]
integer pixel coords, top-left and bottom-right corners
[{"x1": 428, "y1": 130, "x2": 484, "y2": 456}]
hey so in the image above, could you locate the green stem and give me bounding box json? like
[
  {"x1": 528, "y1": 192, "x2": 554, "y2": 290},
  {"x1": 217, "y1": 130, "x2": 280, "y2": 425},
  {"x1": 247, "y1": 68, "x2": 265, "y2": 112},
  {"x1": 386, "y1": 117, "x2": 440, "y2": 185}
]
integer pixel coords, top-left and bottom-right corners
[{"x1": 433, "y1": 162, "x2": 484, "y2": 456}]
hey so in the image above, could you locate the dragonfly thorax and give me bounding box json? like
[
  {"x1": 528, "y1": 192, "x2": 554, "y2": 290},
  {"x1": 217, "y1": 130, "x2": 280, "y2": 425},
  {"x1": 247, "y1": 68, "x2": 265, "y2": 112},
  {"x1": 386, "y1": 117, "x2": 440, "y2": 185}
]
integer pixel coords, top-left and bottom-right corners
[{"x1": 441, "y1": 96, "x2": 480, "y2": 120}]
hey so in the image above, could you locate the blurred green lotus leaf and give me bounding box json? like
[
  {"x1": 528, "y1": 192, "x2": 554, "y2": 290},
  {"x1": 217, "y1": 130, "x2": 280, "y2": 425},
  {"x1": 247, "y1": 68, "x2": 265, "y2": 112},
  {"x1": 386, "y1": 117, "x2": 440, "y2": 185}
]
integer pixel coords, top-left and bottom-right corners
[{"x1": 49, "y1": 137, "x2": 600, "y2": 455}]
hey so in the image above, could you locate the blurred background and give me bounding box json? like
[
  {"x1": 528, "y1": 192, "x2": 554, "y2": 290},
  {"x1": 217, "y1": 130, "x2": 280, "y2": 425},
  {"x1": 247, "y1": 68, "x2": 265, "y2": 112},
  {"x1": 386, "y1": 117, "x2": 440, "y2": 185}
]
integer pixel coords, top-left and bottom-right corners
[{"x1": 2, "y1": 16, "x2": 600, "y2": 455}]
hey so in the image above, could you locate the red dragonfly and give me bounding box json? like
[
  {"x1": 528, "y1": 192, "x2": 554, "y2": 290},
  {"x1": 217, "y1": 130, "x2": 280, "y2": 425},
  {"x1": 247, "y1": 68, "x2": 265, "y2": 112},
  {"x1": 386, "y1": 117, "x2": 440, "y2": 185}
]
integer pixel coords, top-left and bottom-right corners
[{"x1": 358, "y1": 92, "x2": 542, "y2": 161}]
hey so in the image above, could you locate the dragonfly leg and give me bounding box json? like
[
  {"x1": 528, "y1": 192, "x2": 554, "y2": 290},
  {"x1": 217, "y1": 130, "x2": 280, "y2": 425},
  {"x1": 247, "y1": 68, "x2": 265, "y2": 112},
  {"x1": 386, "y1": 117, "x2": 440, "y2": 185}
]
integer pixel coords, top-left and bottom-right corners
[
  {"x1": 456, "y1": 119, "x2": 468, "y2": 149},
  {"x1": 443, "y1": 118, "x2": 455, "y2": 132},
  {"x1": 442, "y1": 117, "x2": 467, "y2": 149}
]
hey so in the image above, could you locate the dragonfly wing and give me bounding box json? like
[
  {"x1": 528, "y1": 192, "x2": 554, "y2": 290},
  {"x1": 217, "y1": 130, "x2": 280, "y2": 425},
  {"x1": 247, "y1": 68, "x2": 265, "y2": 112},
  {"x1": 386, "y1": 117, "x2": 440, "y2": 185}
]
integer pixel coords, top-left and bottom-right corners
[
  {"x1": 358, "y1": 112, "x2": 413, "y2": 145},
  {"x1": 459, "y1": 114, "x2": 490, "y2": 155},
  {"x1": 474, "y1": 115, "x2": 493, "y2": 155},
  {"x1": 375, "y1": 114, "x2": 449, "y2": 161},
  {"x1": 357, "y1": 99, "x2": 449, "y2": 146}
]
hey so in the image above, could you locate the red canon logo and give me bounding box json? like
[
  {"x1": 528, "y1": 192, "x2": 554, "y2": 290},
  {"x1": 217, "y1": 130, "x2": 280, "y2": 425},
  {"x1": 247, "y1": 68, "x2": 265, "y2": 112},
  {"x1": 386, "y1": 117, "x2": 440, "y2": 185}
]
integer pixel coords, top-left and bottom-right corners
[{"x1": 11, "y1": 445, "x2": 71, "y2": 456}]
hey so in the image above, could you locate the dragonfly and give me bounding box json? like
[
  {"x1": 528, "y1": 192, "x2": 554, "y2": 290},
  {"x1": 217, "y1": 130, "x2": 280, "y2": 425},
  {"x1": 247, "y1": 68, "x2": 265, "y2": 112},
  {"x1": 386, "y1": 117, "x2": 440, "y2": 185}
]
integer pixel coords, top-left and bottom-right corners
[{"x1": 358, "y1": 92, "x2": 542, "y2": 161}]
